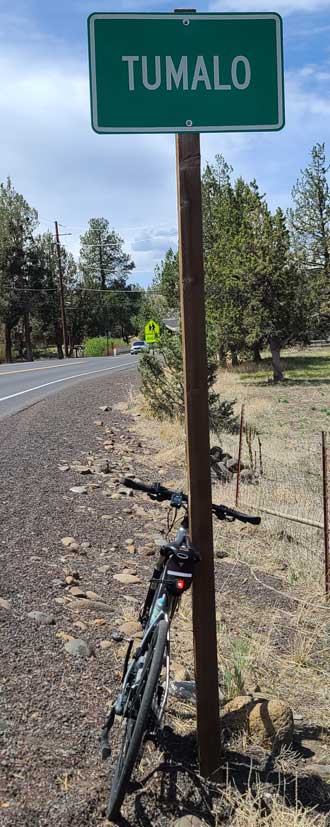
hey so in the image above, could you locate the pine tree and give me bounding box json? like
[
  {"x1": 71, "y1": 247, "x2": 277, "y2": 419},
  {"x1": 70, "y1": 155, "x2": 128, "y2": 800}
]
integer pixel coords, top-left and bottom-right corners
[
  {"x1": 79, "y1": 218, "x2": 134, "y2": 289},
  {"x1": 0, "y1": 178, "x2": 38, "y2": 362},
  {"x1": 79, "y1": 218, "x2": 135, "y2": 340},
  {"x1": 152, "y1": 248, "x2": 179, "y2": 309},
  {"x1": 139, "y1": 329, "x2": 238, "y2": 436},
  {"x1": 288, "y1": 142, "x2": 330, "y2": 337}
]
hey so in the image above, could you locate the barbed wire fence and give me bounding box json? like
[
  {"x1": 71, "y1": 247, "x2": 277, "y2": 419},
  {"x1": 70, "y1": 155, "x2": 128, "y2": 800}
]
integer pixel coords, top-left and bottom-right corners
[{"x1": 232, "y1": 406, "x2": 329, "y2": 598}]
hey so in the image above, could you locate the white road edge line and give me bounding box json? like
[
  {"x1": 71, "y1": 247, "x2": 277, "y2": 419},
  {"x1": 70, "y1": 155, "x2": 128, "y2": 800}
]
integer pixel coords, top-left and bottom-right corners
[{"x1": 0, "y1": 363, "x2": 133, "y2": 403}]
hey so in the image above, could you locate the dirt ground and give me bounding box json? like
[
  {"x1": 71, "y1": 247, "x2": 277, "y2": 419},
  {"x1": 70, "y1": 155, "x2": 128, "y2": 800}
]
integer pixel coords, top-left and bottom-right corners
[{"x1": 1, "y1": 361, "x2": 330, "y2": 826}]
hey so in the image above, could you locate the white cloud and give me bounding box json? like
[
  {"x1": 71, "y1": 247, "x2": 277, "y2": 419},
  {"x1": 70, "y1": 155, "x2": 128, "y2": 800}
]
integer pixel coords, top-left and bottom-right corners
[
  {"x1": 209, "y1": 0, "x2": 330, "y2": 14},
  {"x1": 0, "y1": 11, "x2": 330, "y2": 287},
  {"x1": 0, "y1": 40, "x2": 177, "y2": 282},
  {"x1": 132, "y1": 228, "x2": 177, "y2": 252}
]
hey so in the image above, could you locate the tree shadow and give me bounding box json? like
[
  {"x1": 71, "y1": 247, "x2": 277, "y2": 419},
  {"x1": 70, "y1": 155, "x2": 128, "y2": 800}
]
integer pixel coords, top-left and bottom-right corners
[
  {"x1": 243, "y1": 377, "x2": 330, "y2": 388},
  {"x1": 130, "y1": 727, "x2": 330, "y2": 826}
]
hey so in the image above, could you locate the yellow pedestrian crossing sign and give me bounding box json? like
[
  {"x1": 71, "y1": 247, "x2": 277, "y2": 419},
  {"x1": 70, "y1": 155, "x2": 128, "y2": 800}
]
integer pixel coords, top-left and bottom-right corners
[{"x1": 145, "y1": 319, "x2": 160, "y2": 344}]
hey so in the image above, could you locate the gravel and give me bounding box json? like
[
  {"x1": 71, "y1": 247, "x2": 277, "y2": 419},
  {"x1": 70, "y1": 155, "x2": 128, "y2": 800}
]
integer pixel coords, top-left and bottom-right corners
[
  {"x1": 1, "y1": 369, "x2": 329, "y2": 826},
  {"x1": 0, "y1": 369, "x2": 153, "y2": 826}
]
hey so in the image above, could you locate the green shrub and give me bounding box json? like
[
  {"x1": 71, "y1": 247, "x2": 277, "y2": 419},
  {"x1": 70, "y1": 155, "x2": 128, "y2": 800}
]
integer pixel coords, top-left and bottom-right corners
[
  {"x1": 139, "y1": 330, "x2": 238, "y2": 437},
  {"x1": 84, "y1": 337, "x2": 108, "y2": 357},
  {"x1": 0, "y1": 342, "x2": 5, "y2": 363},
  {"x1": 83, "y1": 337, "x2": 127, "y2": 357}
]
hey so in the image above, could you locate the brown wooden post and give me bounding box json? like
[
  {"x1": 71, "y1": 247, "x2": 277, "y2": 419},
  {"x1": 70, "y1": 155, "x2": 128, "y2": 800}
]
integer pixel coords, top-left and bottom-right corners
[
  {"x1": 235, "y1": 403, "x2": 245, "y2": 507},
  {"x1": 322, "y1": 432, "x2": 329, "y2": 599},
  {"x1": 55, "y1": 221, "x2": 69, "y2": 358},
  {"x1": 176, "y1": 132, "x2": 222, "y2": 779}
]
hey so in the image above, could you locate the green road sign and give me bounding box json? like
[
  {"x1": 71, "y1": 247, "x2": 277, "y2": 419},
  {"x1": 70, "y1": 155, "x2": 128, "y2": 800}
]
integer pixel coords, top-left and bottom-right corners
[
  {"x1": 145, "y1": 320, "x2": 160, "y2": 344},
  {"x1": 88, "y1": 12, "x2": 284, "y2": 134}
]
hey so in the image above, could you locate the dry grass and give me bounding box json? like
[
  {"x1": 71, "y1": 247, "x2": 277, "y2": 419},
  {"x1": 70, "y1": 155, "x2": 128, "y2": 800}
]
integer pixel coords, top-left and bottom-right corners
[
  {"x1": 216, "y1": 784, "x2": 328, "y2": 826},
  {"x1": 117, "y1": 353, "x2": 330, "y2": 819}
]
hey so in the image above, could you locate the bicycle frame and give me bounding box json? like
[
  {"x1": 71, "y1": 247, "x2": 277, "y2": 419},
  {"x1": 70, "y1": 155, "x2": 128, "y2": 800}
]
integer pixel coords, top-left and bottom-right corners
[{"x1": 120, "y1": 514, "x2": 190, "y2": 726}]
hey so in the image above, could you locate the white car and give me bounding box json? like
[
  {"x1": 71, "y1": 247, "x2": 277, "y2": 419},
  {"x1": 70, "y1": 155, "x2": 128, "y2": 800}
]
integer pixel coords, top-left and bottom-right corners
[{"x1": 130, "y1": 341, "x2": 149, "y2": 355}]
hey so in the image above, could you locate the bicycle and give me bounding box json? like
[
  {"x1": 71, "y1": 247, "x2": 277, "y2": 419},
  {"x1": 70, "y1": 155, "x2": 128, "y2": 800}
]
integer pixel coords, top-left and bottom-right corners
[{"x1": 100, "y1": 476, "x2": 261, "y2": 821}]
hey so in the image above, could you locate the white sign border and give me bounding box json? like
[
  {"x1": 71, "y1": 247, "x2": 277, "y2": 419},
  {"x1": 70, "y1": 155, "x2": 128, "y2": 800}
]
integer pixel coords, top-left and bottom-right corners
[{"x1": 88, "y1": 12, "x2": 284, "y2": 134}]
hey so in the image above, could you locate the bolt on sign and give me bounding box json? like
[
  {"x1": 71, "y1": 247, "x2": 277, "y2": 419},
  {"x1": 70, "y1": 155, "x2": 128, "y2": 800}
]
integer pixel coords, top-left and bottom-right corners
[
  {"x1": 145, "y1": 320, "x2": 160, "y2": 344},
  {"x1": 88, "y1": 12, "x2": 284, "y2": 134}
]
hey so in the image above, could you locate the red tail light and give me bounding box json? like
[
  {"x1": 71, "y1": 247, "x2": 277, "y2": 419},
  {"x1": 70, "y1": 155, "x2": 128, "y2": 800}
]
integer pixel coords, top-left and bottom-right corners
[{"x1": 176, "y1": 578, "x2": 185, "y2": 591}]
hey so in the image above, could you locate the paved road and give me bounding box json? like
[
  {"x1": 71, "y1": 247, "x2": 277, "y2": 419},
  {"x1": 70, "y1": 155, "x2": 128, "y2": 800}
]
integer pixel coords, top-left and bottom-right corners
[{"x1": 0, "y1": 355, "x2": 136, "y2": 419}]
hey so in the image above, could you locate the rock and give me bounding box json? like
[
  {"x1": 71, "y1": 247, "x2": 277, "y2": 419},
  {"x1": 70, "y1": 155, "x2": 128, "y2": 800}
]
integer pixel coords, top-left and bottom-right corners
[
  {"x1": 126, "y1": 544, "x2": 136, "y2": 554},
  {"x1": 65, "y1": 576, "x2": 76, "y2": 585},
  {"x1": 0, "y1": 719, "x2": 8, "y2": 734},
  {"x1": 100, "y1": 640, "x2": 113, "y2": 650},
  {"x1": 240, "y1": 469, "x2": 258, "y2": 485},
  {"x1": 56, "y1": 631, "x2": 75, "y2": 641},
  {"x1": 27, "y1": 611, "x2": 55, "y2": 625},
  {"x1": 98, "y1": 565, "x2": 111, "y2": 573},
  {"x1": 80, "y1": 542, "x2": 91, "y2": 551},
  {"x1": 221, "y1": 695, "x2": 294, "y2": 751},
  {"x1": 113, "y1": 573, "x2": 141, "y2": 585},
  {"x1": 61, "y1": 537, "x2": 79, "y2": 549},
  {"x1": 169, "y1": 681, "x2": 196, "y2": 701},
  {"x1": 0, "y1": 598, "x2": 11, "y2": 611},
  {"x1": 248, "y1": 698, "x2": 294, "y2": 750},
  {"x1": 74, "y1": 465, "x2": 92, "y2": 475},
  {"x1": 172, "y1": 661, "x2": 191, "y2": 682},
  {"x1": 118, "y1": 620, "x2": 141, "y2": 636},
  {"x1": 220, "y1": 695, "x2": 254, "y2": 735},
  {"x1": 70, "y1": 486, "x2": 88, "y2": 495},
  {"x1": 100, "y1": 405, "x2": 111, "y2": 412},
  {"x1": 210, "y1": 446, "x2": 224, "y2": 462},
  {"x1": 215, "y1": 549, "x2": 229, "y2": 559},
  {"x1": 111, "y1": 630, "x2": 124, "y2": 642},
  {"x1": 101, "y1": 514, "x2": 112, "y2": 521},
  {"x1": 67, "y1": 543, "x2": 80, "y2": 553},
  {"x1": 226, "y1": 458, "x2": 246, "y2": 473},
  {"x1": 58, "y1": 464, "x2": 70, "y2": 472},
  {"x1": 94, "y1": 420, "x2": 104, "y2": 427},
  {"x1": 174, "y1": 817, "x2": 205, "y2": 827},
  {"x1": 118, "y1": 487, "x2": 133, "y2": 497},
  {"x1": 211, "y1": 461, "x2": 233, "y2": 483},
  {"x1": 94, "y1": 461, "x2": 110, "y2": 474},
  {"x1": 93, "y1": 618, "x2": 107, "y2": 626},
  {"x1": 68, "y1": 598, "x2": 113, "y2": 613},
  {"x1": 125, "y1": 538, "x2": 134, "y2": 545},
  {"x1": 74, "y1": 621, "x2": 87, "y2": 631},
  {"x1": 69, "y1": 587, "x2": 86, "y2": 598},
  {"x1": 221, "y1": 452, "x2": 233, "y2": 463},
  {"x1": 86, "y1": 590, "x2": 102, "y2": 600},
  {"x1": 64, "y1": 638, "x2": 93, "y2": 658}
]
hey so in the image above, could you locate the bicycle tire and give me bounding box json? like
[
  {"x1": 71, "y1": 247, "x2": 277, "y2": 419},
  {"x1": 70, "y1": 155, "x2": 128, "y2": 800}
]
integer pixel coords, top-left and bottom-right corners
[{"x1": 106, "y1": 618, "x2": 168, "y2": 821}]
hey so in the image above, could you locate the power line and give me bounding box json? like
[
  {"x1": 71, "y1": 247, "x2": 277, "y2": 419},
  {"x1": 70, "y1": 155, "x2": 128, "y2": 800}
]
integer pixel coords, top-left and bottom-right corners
[{"x1": 8, "y1": 286, "x2": 164, "y2": 294}]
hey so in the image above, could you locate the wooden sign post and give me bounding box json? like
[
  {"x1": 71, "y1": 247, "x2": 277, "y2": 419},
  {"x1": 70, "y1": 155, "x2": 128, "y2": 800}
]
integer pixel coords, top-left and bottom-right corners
[
  {"x1": 88, "y1": 6, "x2": 285, "y2": 782},
  {"x1": 176, "y1": 132, "x2": 222, "y2": 778}
]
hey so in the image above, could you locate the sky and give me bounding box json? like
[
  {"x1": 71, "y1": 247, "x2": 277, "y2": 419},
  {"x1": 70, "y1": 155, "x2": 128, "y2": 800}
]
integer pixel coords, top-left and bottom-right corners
[{"x1": 0, "y1": 0, "x2": 329, "y2": 286}]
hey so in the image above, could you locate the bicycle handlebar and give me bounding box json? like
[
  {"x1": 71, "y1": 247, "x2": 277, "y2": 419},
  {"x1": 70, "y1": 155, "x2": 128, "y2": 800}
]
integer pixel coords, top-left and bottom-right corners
[{"x1": 122, "y1": 478, "x2": 260, "y2": 526}]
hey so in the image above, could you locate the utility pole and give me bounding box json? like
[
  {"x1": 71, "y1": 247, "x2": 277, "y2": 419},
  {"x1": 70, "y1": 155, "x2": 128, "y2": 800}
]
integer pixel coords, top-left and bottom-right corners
[
  {"x1": 55, "y1": 221, "x2": 69, "y2": 358},
  {"x1": 176, "y1": 130, "x2": 222, "y2": 779}
]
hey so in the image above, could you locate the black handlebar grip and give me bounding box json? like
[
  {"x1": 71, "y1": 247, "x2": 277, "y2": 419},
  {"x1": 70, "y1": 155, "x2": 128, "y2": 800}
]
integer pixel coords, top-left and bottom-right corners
[
  {"x1": 213, "y1": 503, "x2": 260, "y2": 525},
  {"x1": 239, "y1": 513, "x2": 261, "y2": 525},
  {"x1": 122, "y1": 477, "x2": 156, "y2": 494}
]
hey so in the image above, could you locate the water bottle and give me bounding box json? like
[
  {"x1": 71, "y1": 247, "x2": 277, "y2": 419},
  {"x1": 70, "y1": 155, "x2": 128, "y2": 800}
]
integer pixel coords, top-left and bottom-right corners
[{"x1": 149, "y1": 594, "x2": 166, "y2": 626}]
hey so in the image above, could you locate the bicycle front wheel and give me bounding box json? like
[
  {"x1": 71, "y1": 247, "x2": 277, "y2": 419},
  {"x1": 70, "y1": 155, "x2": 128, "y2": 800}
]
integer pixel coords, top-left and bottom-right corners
[{"x1": 106, "y1": 618, "x2": 167, "y2": 821}]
